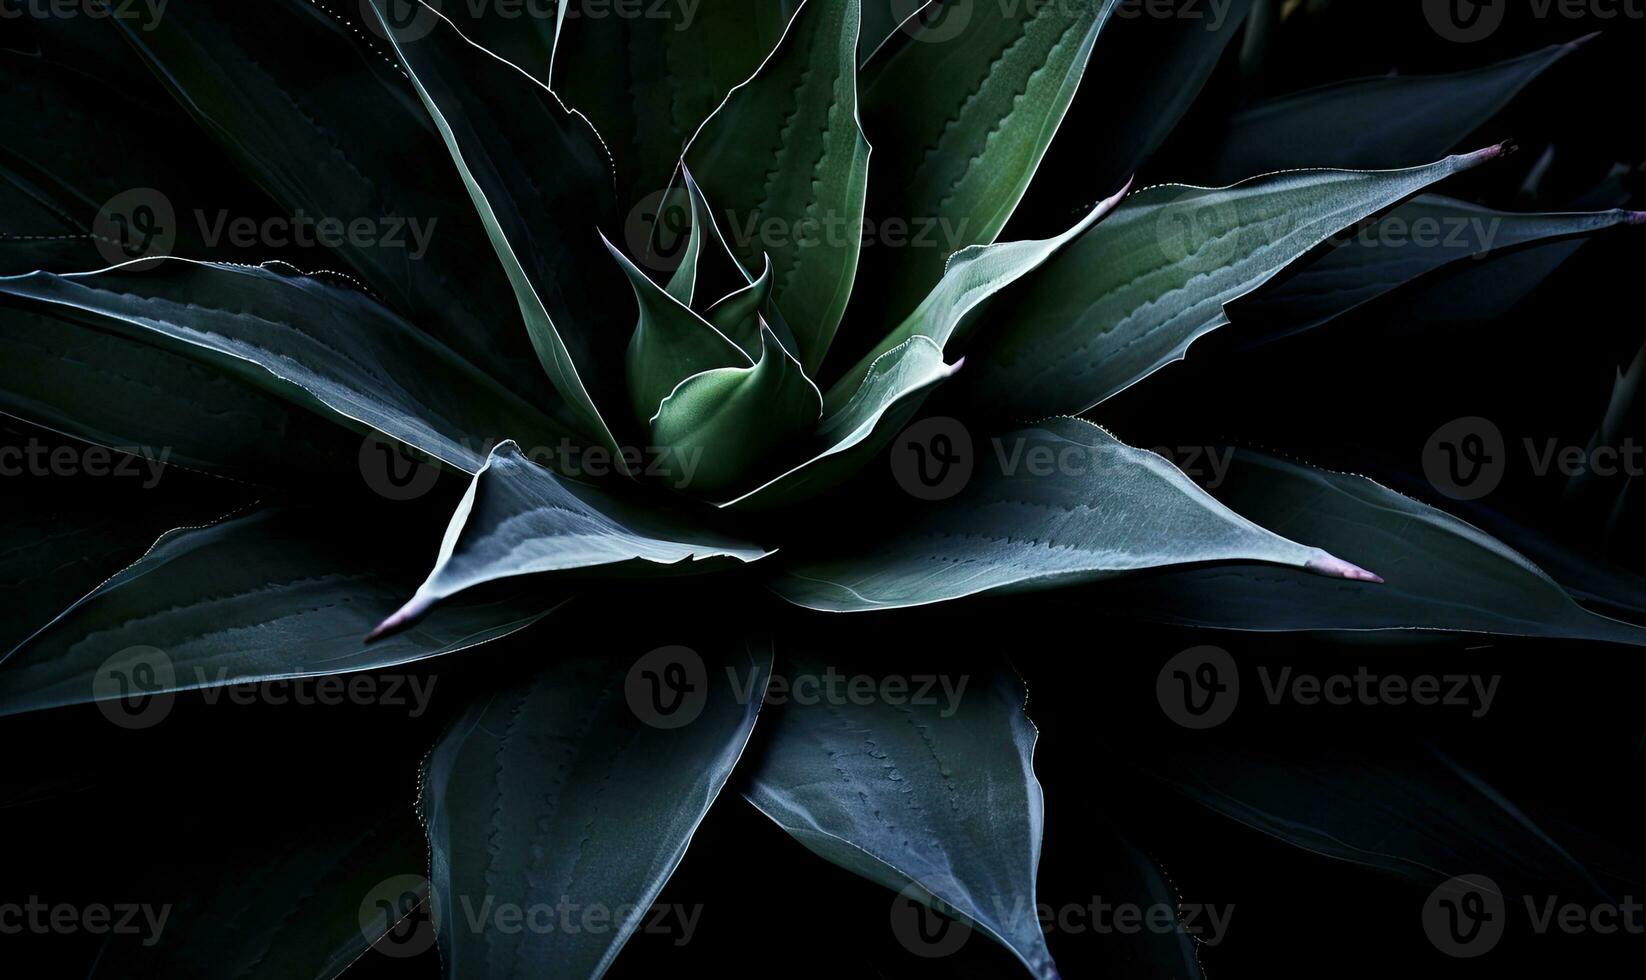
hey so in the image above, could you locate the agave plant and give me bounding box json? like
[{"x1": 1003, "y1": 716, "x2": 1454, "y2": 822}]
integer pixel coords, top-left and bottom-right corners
[{"x1": 4, "y1": 1, "x2": 1645, "y2": 977}]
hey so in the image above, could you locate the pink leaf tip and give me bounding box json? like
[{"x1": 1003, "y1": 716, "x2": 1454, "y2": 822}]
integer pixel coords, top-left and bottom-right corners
[
  {"x1": 1305, "y1": 554, "x2": 1385, "y2": 584},
  {"x1": 365, "y1": 594, "x2": 433, "y2": 643}
]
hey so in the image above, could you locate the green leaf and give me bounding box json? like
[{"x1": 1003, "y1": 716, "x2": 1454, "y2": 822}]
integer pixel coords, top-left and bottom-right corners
[
  {"x1": 550, "y1": 0, "x2": 802, "y2": 199},
  {"x1": 372, "y1": 442, "x2": 771, "y2": 637},
  {"x1": 855, "y1": 0, "x2": 1120, "y2": 326},
  {"x1": 745, "y1": 651, "x2": 1056, "y2": 978},
  {"x1": 368, "y1": 1, "x2": 633, "y2": 463},
  {"x1": 1232, "y1": 196, "x2": 1643, "y2": 344},
  {"x1": 0, "y1": 305, "x2": 356, "y2": 481},
  {"x1": 722, "y1": 186, "x2": 1127, "y2": 511},
  {"x1": 704, "y1": 254, "x2": 778, "y2": 359},
  {"x1": 423, "y1": 621, "x2": 771, "y2": 978},
  {"x1": 965, "y1": 148, "x2": 1506, "y2": 420},
  {"x1": 651, "y1": 326, "x2": 824, "y2": 495},
  {"x1": 770, "y1": 417, "x2": 1376, "y2": 612},
  {"x1": 608, "y1": 234, "x2": 752, "y2": 425},
  {"x1": 1087, "y1": 450, "x2": 1646, "y2": 644},
  {"x1": 1202, "y1": 37, "x2": 1585, "y2": 183},
  {"x1": 0, "y1": 260, "x2": 564, "y2": 474},
  {"x1": 114, "y1": 1, "x2": 551, "y2": 398},
  {"x1": 1009, "y1": 0, "x2": 1255, "y2": 238},
  {"x1": 685, "y1": 0, "x2": 870, "y2": 374},
  {"x1": 0, "y1": 505, "x2": 552, "y2": 717}
]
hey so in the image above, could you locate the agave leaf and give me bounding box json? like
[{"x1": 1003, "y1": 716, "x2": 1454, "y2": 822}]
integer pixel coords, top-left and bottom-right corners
[
  {"x1": 607, "y1": 235, "x2": 752, "y2": 425},
  {"x1": 1087, "y1": 450, "x2": 1646, "y2": 645},
  {"x1": 550, "y1": 0, "x2": 801, "y2": 198},
  {"x1": 1231, "y1": 197, "x2": 1642, "y2": 345},
  {"x1": 721, "y1": 335, "x2": 957, "y2": 510},
  {"x1": 114, "y1": 1, "x2": 549, "y2": 398},
  {"x1": 372, "y1": 442, "x2": 772, "y2": 637},
  {"x1": 651, "y1": 326, "x2": 825, "y2": 495},
  {"x1": 772, "y1": 418, "x2": 1380, "y2": 612},
  {"x1": 722, "y1": 185, "x2": 1129, "y2": 511},
  {"x1": 1146, "y1": 740, "x2": 1612, "y2": 898},
  {"x1": 423, "y1": 624, "x2": 770, "y2": 978},
  {"x1": 0, "y1": 505, "x2": 552, "y2": 717},
  {"x1": 1010, "y1": 0, "x2": 1255, "y2": 238},
  {"x1": 367, "y1": 1, "x2": 634, "y2": 463},
  {"x1": 1202, "y1": 36, "x2": 1586, "y2": 183},
  {"x1": 0, "y1": 306, "x2": 357, "y2": 480},
  {"x1": 704, "y1": 254, "x2": 779, "y2": 359},
  {"x1": 0, "y1": 260, "x2": 564, "y2": 474},
  {"x1": 0, "y1": 459, "x2": 244, "y2": 656},
  {"x1": 855, "y1": 0, "x2": 1120, "y2": 327},
  {"x1": 685, "y1": 0, "x2": 870, "y2": 374},
  {"x1": 745, "y1": 652, "x2": 1056, "y2": 978},
  {"x1": 965, "y1": 147, "x2": 1507, "y2": 420}
]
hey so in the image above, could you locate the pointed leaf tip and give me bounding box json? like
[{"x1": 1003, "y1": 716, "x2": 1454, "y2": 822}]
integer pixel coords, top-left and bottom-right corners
[
  {"x1": 1306, "y1": 554, "x2": 1385, "y2": 584},
  {"x1": 366, "y1": 594, "x2": 432, "y2": 643}
]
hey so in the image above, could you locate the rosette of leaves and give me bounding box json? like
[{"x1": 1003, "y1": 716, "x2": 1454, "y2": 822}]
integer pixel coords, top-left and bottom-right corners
[{"x1": 2, "y1": 2, "x2": 1644, "y2": 977}]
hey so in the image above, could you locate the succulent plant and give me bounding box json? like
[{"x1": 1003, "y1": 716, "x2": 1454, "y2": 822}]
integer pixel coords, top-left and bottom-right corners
[{"x1": 4, "y1": 1, "x2": 1645, "y2": 977}]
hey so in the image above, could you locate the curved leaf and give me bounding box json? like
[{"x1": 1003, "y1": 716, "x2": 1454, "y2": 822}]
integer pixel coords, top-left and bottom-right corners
[
  {"x1": 770, "y1": 417, "x2": 1376, "y2": 612},
  {"x1": 608, "y1": 235, "x2": 751, "y2": 425},
  {"x1": 372, "y1": 442, "x2": 772, "y2": 637},
  {"x1": 0, "y1": 260, "x2": 563, "y2": 473},
  {"x1": 368, "y1": 1, "x2": 633, "y2": 462},
  {"x1": 1202, "y1": 36, "x2": 1586, "y2": 183},
  {"x1": 854, "y1": 0, "x2": 1120, "y2": 327},
  {"x1": 685, "y1": 0, "x2": 870, "y2": 374},
  {"x1": 966, "y1": 147, "x2": 1506, "y2": 420},
  {"x1": 1088, "y1": 450, "x2": 1646, "y2": 644},
  {"x1": 423, "y1": 622, "x2": 771, "y2": 978},
  {"x1": 0, "y1": 505, "x2": 552, "y2": 717},
  {"x1": 745, "y1": 651, "x2": 1056, "y2": 978},
  {"x1": 1230, "y1": 196, "x2": 1643, "y2": 345}
]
